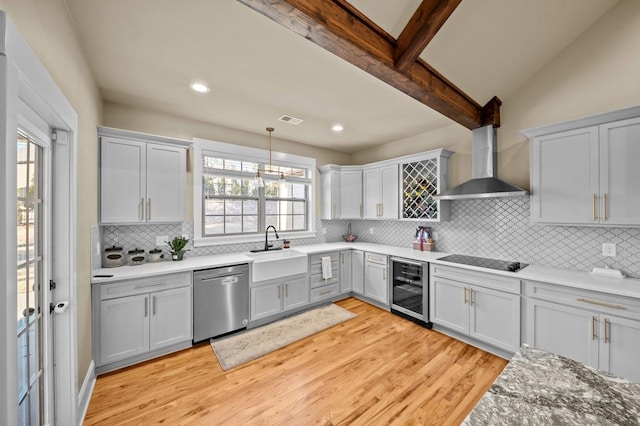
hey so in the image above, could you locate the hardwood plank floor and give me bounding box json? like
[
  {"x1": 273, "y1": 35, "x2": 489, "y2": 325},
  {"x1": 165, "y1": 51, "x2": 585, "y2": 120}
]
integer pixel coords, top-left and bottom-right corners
[{"x1": 84, "y1": 298, "x2": 507, "y2": 425}]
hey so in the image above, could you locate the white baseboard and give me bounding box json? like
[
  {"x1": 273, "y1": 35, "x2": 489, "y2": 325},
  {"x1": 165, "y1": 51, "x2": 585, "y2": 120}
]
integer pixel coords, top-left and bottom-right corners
[{"x1": 77, "y1": 360, "x2": 96, "y2": 425}]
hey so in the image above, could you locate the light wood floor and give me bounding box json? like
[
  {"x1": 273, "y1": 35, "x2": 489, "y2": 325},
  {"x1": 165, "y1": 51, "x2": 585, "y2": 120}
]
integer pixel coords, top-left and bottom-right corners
[{"x1": 84, "y1": 298, "x2": 508, "y2": 425}]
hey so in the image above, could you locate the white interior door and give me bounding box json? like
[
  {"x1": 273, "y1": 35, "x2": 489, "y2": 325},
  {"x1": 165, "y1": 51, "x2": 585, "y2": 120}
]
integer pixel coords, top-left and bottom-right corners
[{"x1": 16, "y1": 125, "x2": 53, "y2": 426}]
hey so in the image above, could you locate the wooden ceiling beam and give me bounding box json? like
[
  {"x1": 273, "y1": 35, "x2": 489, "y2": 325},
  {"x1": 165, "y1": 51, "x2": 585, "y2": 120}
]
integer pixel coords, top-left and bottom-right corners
[
  {"x1": 395, "y1": 0, "x2": 463, "y2": 73},
  {"x1": 237, "y1": 0, "x2": 499, "y2": 129}
]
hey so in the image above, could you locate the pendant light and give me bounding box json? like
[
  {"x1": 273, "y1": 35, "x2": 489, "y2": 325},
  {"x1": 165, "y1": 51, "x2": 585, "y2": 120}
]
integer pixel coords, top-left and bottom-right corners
[{"x1": 255, "y1": 126, "x2": 275, "y2": 188}]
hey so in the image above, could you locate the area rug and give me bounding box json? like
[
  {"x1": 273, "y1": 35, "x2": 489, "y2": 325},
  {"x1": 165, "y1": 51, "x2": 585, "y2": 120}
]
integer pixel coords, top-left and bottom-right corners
[{"x1": 210, "y1": 304, "x2": 356, "y2": 370}]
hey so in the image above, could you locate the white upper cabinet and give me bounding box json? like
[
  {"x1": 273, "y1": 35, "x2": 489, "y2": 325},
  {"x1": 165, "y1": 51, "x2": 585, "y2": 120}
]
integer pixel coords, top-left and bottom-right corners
[
  {"x1": 319, "y1": 149, "x2": 450, "y2": 222},
  {"x1": 318, "y1": 166, "x2": 341, "y2": 220},
  {"x1": 363, "y1": 164, "x2": 398, "y2": 219},
  {"x1": 599, "y1": 117, "x2": 640, "y2": 224},
  {"x1": 340, "y1": 169, "x2": 363, "y2": 219},
  {"x1": 530, "y1": 127, "x2": 599, "y2": 224},
  {"x1": 525, "y1": 107, "x2": 640, "y2": 226},
  {"x1": 99, "y1": 127, "x2": 188, "y2": 224}
]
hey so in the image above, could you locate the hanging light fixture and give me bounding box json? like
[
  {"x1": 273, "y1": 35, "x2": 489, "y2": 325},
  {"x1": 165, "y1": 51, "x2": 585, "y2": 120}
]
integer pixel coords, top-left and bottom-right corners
[{"x1": 256, "y1": 127, "x2": 276, "y2": 187}]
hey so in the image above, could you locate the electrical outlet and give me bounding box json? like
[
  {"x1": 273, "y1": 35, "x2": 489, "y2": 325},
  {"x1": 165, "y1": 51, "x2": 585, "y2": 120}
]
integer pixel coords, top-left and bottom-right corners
[
  {"x1": 369, "y1": 227, "x2": 374, "y2": 235},
  {"x1": 602, "y1": 243, "x2": 617, "y2": 257},
  {"x1": 156, "y1": 235, "x2": 168, "y2": 247}
]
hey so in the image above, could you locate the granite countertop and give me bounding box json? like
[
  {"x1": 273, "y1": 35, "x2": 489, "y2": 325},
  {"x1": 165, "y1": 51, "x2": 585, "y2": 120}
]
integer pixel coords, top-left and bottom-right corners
[{"x1": 463, "y1": 344, "x2": 640, "y2": 425}]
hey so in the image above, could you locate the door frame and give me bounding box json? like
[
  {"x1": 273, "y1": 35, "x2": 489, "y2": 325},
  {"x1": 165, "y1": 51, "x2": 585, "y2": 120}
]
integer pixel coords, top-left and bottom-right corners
[{"x1": 1, "y1": 12, "x2": 79, "y2": 425}]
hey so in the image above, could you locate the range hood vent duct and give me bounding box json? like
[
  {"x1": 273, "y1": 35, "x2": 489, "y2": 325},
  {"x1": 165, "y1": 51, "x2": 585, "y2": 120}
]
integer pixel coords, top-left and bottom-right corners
[{"x1": 435, "y1": 125, "x2": 528, "y2": 200}]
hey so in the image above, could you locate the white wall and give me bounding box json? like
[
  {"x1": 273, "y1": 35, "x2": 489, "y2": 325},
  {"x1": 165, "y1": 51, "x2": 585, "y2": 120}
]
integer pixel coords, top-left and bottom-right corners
[
  {"x1": 352, "y1": 0, "x2": 640, "y2": 190},
  {"x1": 0, "y1": 0, "x2": 102, "y2": 388}
]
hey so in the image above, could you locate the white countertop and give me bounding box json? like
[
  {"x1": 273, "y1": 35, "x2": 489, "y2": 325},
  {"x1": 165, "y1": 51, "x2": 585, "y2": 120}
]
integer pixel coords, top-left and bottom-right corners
[{"x1": 91, "y1": 242, "x2": 640, "y2": 299}]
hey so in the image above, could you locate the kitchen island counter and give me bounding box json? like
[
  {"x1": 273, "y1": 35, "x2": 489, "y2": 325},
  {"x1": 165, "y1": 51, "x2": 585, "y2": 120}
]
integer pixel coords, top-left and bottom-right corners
[{"x1": 463, "y1": 344, "x2": 640, "y2": 425}]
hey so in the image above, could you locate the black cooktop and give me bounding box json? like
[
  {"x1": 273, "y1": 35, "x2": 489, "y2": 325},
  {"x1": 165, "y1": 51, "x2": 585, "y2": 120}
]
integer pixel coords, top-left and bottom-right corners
[{"x1": 438, "y1": 254, "x2": 528, "y2": 272}]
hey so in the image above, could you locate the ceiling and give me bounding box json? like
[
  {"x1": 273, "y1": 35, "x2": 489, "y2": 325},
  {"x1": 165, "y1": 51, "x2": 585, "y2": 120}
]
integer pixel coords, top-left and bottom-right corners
[{"x1": 65, "y1": 0, "x2": 617, "y2": 153}]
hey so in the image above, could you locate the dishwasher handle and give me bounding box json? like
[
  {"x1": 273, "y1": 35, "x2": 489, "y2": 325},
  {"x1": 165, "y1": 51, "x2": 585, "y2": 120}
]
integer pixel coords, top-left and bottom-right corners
[{"x1": 198, "y1": 272, "x2": 245, "y2": 282}]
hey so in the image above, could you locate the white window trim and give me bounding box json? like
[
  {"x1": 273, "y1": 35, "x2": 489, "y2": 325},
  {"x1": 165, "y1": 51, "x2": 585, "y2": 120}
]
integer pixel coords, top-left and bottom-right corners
[{"x1": 193, "y1": 138, "x2": 316, "y2": 247}]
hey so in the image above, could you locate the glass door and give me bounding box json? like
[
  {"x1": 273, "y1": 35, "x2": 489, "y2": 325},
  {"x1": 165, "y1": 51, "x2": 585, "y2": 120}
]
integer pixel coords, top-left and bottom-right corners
[
  {"x1": 391, "y1": 260, "x2": 423, "y2": 317},
  {"x1": 17, "y1": 130, "x2": 51, "y2": 425}
]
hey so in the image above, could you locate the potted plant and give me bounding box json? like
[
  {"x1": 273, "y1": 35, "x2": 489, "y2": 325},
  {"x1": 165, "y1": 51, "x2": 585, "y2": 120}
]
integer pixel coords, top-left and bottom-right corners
[{"x1": 166, "y1": 236, "x2": 189, "y2": 261}]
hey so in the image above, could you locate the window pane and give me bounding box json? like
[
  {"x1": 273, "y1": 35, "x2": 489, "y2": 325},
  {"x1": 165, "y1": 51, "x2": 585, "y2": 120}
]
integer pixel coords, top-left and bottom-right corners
[
  {"x1": 242, "y1": 162, "x2": 258, "y2": 173},
  {"x1": 243, "y1": 216, "x2": 258, "y2": 233},
  {"x1": 17, "y1": 331, "x2": 28, "y2": 399},
  {"x1": 28, "y1": 320, "x2": 39, "y2": 383},
  {"x1": 278, "y1": 215, "x2": 293, "y2": 231},
  {"x1": 264, "y1": 181, "x2": 278, "y2": 198},
  {"x1": 265, "y1": 201, "x2": 278, "y2": 215},
  {"x1": 18, "y1": 394, "x2": 28, "y2": 426},
  {"x1": 225, "y1": 216, "x2": 242, "y2": 234},
  {"x1": 204, "y1": 176, "x2": 225, "y2": 197},
  {"x1": 17, "y1": 162, "x2": 28, "y2": 197},
  {"x1": 225, "y1": 179, "x2": 243, "y2": 196},
  {"x1": 225, "y1": 199, "x2": 242, "y2": 215},
  {"x1": 27, "y1": 263, "x2": 38, "y2": 322},
  {"x1": 204, "y1": 199, "x2": 224, "y2": 215},
  {"x1": 17, "y1": 265, "x2": 27, "y2": 333},
  {"x1": 205, "y1": 216, "x2": 224, "y2": 235},
  {"x1": 265, "y1": 215, "x2": 277, "y2": 228},
  {"x1": 26, "y1": 207, "x2": 35, "y2": 260},
  {"x1": 243, "y1": 200, "x2": 257, "y2": 215},
  {"x1": 30, "y1": 380, "x2": 41, "y2": 426},
  {"x1": 279, "y1": 201, "x2": 293, "y2": 214},
  {"x1": 293, "y1": 215, "x2": 306, "y2": 230},
  {"x1": 293, "y1": 201, "x2": 305, "y2": 215},
  {"x1": 224, "y1": 159, "x2": 242, "y2": 171},
  {"x1": 292, "y1": 184, "x2": 306, "y2": 198},
  {"x1": 203, "y1": 156, "x2": 223, "y2": 169}
]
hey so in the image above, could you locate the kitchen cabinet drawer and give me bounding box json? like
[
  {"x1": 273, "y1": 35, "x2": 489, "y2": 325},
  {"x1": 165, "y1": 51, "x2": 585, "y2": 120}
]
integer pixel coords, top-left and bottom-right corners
[
  {"x1": 99, "y1": 272, "x2": 191, "y2": 300},
  {"x1": 310, "y1": 252, "x2": 339, "y2": 265},
  {"x1": 365, "y1": 252, "x2": 387, "y2": 265},
  {"x1": 311, "y1": 283, "x2": 340, "y2": 302},
  {"x1": 431, "y1": 263, "x2": 520, "y2": 295},
  {"x1": 310, "y1": 272, "x2": 339, "y2": 289},
  {"x1": 524, "y1": 280, "x2": 640, "y2": 318},
  {"x1": 310, "y1": 261, "x2": 339, "y2": 275}
]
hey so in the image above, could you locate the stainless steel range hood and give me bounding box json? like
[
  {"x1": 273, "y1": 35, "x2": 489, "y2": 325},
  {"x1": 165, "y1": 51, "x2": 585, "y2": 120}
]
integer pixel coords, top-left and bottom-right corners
[{"x1": 435, "y1": 125, "x2": 528, "y2": 200}]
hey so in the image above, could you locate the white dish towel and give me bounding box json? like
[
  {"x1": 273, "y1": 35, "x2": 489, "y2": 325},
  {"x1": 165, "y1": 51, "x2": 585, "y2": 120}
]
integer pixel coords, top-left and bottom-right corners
[{"x1": 321, "y1": 256, "x2": 332, "y2": 280}]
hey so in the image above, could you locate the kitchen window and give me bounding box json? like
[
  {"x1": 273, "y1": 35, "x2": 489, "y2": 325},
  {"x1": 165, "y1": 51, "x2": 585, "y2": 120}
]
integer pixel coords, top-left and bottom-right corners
[{"x1": 194, "y1": 139, "x2": 315, "y2": 246}]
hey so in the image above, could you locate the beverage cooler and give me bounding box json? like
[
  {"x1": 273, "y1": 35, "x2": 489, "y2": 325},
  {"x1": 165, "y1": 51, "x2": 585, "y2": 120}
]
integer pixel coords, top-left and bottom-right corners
[{"x1": 390, "y1": 257, "x2": 431, "y2": 328}]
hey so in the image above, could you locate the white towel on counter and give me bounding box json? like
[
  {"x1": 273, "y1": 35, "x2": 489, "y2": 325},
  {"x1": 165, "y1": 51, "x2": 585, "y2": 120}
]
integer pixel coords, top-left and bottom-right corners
[{"x1": 321, "y1": 256, "x2": 332, "y2": 280}]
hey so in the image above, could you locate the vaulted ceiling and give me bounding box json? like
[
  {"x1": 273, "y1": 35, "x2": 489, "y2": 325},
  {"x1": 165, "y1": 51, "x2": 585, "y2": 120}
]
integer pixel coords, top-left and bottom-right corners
[{"x1": 65, "y1": 0, "x2": 617, "y2": 153}]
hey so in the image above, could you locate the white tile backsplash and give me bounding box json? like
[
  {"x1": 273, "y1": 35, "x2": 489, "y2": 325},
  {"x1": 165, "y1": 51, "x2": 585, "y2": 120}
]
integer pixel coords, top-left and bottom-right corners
[{"x1": 100, "y1": 198, "x2": 640, "y2": 277}]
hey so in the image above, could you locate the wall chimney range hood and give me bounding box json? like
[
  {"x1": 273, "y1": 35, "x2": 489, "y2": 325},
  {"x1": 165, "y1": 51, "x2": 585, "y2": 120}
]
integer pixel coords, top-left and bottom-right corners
[{"x1": 435, "y1": 125, "x2": 528, "y2": 200}]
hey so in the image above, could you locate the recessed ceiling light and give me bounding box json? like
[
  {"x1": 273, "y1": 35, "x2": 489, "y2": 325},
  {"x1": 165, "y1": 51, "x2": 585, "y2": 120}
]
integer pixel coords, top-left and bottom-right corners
[
  {"x1": 332, "y1": 124, "x2": 344, "y2": 132},
  {"x1": 190, "y1": 82, "x2": 210, "y2": 93}
]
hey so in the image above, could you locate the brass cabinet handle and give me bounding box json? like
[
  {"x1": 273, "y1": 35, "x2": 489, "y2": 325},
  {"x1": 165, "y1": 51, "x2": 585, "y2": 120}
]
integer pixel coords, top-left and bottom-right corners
[
  {"x1": 577, "y1": 298, "x2": 626, "y2": 310},
  {"x1": 603, "y1": 318, "x2": 609, "y2": 343},
  {"x1": 379, "y1": 203, "x2": 383, "y2": 217},
  {"x1": 144, "y1": 297, "x2": 148, "y2": 317},
  {"x1": 591, "y1": 316, "x2": 597, "y2": 340},
  {"x1": 285, "y1": 284, "x2": 288, "y2": 298},
  {"x1": 592, "y1": 194, "x2": 597, "y2": 221},
  {"x1": 340, "y1": 253, "x2": 343, "y2": 264},
  {"x1": 147, "y1": 198, "x2": 151, "y2": 221},
  {"x1": 332, "y1": 204, "x2": 336, "y2": 219},
  {"x1": 140, "y1": 198, "x2": 144, "y2": 221},
  {"x1": 153, "y1": 296, "x2": 157, "y2": 315},
  {"x1": 319, "y1": 290, "x2": 331, "y2": 295},
  {"x1": 603, "y1": 193, "x2": 607, "y2": 222},
  {"x1": 382, "y1": 268, "x2": 387, "y2": 280},
  {"x1": 470, "y1": 289, "x2": 474, "y2": 305},
  {"x1": 464, "y1": 288, "x2": 468, "y2": 304},
  {"x1": 278, "y1": 286, "x2": 281, "y2": 299}
]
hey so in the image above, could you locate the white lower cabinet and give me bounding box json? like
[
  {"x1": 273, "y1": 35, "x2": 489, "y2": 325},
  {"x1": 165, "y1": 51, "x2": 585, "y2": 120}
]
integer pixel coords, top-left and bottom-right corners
[
  {"x1": 430, "y1": 264, "x2": 521, "y2": 353},
  {"x1": 93, "y1": 272, "x2": 193, "y2": 373},
  {"x1": 352, "y1": 250, "x2": 364, "y2": 295},
  {"x1": 364, "y1": 252, "x2": 388, "y2": 305},
  {"x1": 524, "y1": 280, "x2": 640, "y2": 382},
  {"x1": 99, "y1": 294, "x2": 149, "y2": 364},
  {"x1": 340, "y1": 250, "x2": 352, "y2": 294},
  {"x1": 250, "y1": 274, "x2": 309, "y2": 321},
  {"x1": 149, "y1": 286, "x2": 193, "y2": 351}
]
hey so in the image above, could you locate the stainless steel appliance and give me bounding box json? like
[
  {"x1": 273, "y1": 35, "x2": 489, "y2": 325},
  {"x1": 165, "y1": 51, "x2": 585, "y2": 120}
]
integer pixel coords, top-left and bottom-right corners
[
  {"x1": 437, "y1": 254, "x2": 528, "y2": 272},
  {"x1": 390, "y1": 257, "x2": 431, "y2": 328},
  {"x1": 193, "y1": 264, "x2": 249, "y2": 342}
]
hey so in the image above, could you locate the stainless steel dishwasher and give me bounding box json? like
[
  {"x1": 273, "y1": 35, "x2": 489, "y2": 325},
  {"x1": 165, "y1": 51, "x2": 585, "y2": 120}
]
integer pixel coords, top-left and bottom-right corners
[{"x1": 193, "y1": 263, "x2": 249, "y2": 342}]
